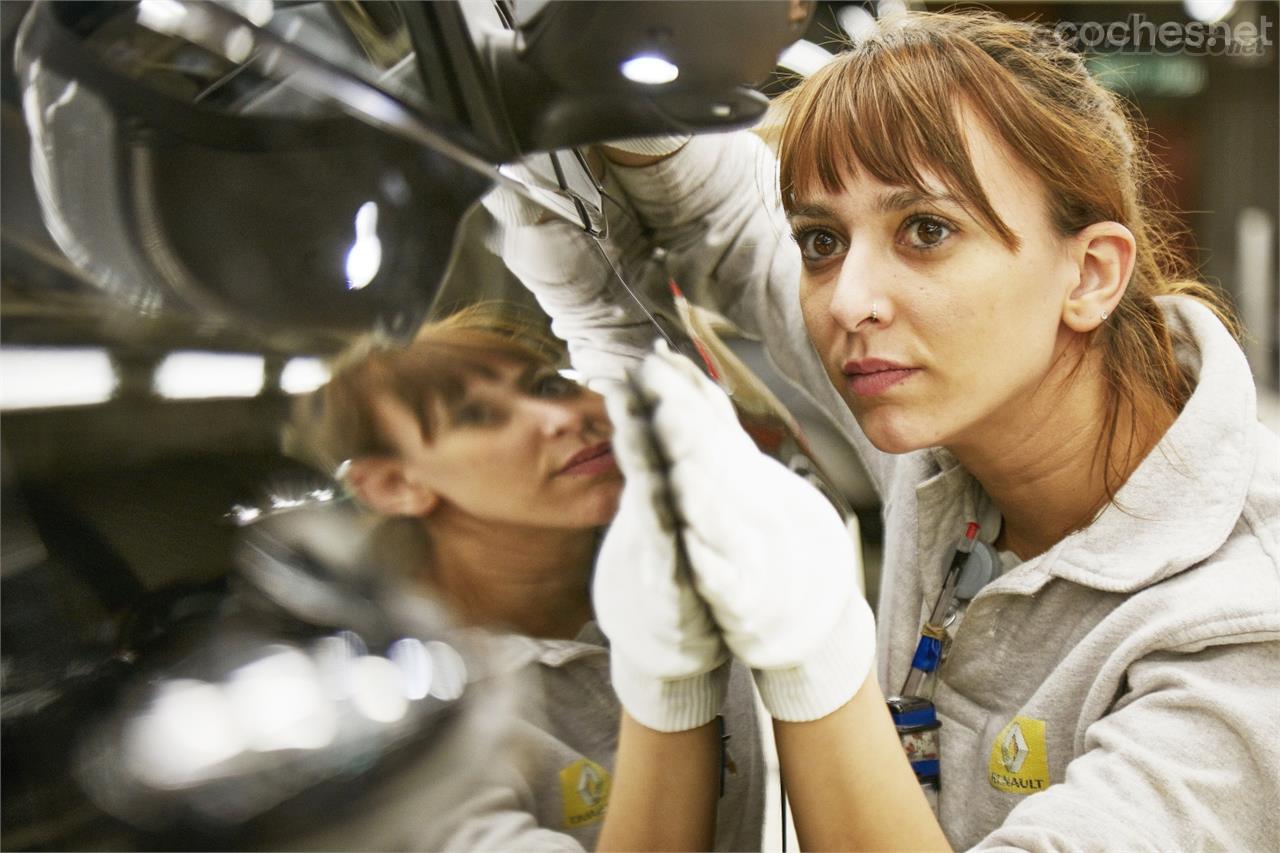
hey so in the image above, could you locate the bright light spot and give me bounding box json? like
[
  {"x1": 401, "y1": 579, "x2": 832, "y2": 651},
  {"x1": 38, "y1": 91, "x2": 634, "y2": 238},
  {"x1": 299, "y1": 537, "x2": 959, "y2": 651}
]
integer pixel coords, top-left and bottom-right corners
[
  {"x1": 0, "y1": 348, "x2": 117, "y2": 410},
  {"x1": 345, "y1": 201, "x2": 382, "y2": 290},
  {"x1": 426, "y1": 641, "x2": 467, "y2": 701},
  {"x1": 1183, "y1": 0, "x2": 1235, "y2": 22},
  {"x1": 389, "y1": 638, "x2": 432, "y2": 700},
  {"x1": 313, "y1": 634, "x2": 360, "y2": 700},
  {"x1": 125, "y1": 679, "x2": 245, "y2": 788},
  {"x1": 777, "y1": 40, "x2": 834, "y2": 76},
  {"x1": 876, "y1": 0, "x2": 908, "y2": 21},
  {"x1": 280, "y1": 357, "x2": 330, "y2": 394},
  {"x1": 350, "y1": 656, "x2": 409, "y2": 723},
  {"x1": 153, "y1": 351, "x2": 265, "y2": 400},
  {"x1": 557, "y1": 368, "x2": 582, "y2": 383},
  {"x1": 837, "y1": 5, "x2": 878, "y2": 42},
  {"x1": 225, "y1": 647, "x2": 336, "y2": 751},
  {"x1": 620, "y1": 54, "x2": 679, "y2": 85},
  {"x1": 136, "y1": 0, "x2": 188, "y2": 32},
  {"x1": 229, "y1": 504, "x2": 262, "y2": 525}
]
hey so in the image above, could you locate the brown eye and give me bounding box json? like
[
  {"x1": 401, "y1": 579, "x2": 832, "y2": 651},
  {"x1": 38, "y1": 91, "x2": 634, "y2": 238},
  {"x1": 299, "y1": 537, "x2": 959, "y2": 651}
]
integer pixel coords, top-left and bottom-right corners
[
  {"x1": 902, "y1": 216, "x2": 954, "y2": 250},
  {"x1": 793, "y1": 228, "x2": 848, "y2": 263}
]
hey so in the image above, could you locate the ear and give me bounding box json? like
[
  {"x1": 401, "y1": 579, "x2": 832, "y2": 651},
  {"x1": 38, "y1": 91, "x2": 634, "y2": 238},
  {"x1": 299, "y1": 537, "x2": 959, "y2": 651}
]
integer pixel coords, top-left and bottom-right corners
[
  {"x1": 343, "y1": 457, "x2": 439, "y2": 517},
  {"x1": 1062, "y1": 221, "x2": 1136, "y2": 333}
]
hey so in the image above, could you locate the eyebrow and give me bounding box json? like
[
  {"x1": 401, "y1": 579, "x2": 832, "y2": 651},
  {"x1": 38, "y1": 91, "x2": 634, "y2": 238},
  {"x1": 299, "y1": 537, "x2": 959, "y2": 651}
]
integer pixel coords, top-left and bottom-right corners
[
  {"x1": 445, "y1": 361, "x2": 540, "y2": 408},
  {"x1": 876, "y1": 188, "x2": 963, "y2": 214},
  {"x1": 787, "y1": 189, "x2": 964, "y2": 221}
]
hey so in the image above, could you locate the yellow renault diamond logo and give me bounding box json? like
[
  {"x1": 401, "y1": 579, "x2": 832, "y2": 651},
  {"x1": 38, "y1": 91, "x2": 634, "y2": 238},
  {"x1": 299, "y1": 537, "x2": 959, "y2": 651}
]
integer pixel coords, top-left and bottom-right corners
[
  {"x1": 560, "y1": 758, "x2": 612, "y2": 827},
  {"x1": 989, "y1": 716, "x2": 1050, "y2": 794}
]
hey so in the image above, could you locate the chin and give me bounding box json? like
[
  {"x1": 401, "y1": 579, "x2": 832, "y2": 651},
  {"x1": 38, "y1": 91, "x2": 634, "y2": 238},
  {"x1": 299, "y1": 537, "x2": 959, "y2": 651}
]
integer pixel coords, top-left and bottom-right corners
[
  {"x1": 581, "y1": 482, "x2": 623, "y2": 527},
  {"x1": 853, "y1": 408, "x2": 934, "y2": 455}
]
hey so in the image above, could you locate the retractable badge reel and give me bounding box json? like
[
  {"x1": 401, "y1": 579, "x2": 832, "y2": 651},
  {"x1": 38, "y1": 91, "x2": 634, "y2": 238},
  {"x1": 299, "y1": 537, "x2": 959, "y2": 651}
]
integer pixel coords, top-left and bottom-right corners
[{"x1": 887, "y1": 522, "x2": 1000, "y2": 811}]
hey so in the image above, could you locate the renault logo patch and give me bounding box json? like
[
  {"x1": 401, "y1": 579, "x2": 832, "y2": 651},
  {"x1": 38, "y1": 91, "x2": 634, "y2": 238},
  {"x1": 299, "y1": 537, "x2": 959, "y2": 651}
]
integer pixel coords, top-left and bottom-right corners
[
  {"x1": 988, "y1": 716, "x2": 1050, "y2": 794},
  {"x1": 559, "y1": 758, "x2": 612, "y2": 828}
]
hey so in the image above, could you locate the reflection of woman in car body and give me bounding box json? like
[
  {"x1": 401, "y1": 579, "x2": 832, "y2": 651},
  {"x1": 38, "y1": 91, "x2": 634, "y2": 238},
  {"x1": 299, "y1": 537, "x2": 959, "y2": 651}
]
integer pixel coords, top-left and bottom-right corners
[
  {"x1": 491, "y1": 11, "x2": 1280, "y2": 851},
  {"x1": 285, "y1": 308, "x2": 763, "y2": 851}
]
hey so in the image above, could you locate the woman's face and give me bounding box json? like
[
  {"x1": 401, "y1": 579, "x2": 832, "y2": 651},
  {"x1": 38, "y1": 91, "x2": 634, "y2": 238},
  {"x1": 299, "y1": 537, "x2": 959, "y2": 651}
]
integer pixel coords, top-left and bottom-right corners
[
  {"x1": 791, "y1": 113, "x2": 1080, "y2": 455},
  {"x1": 393, "y1": 360, "x2": 622, "y2": 529}
]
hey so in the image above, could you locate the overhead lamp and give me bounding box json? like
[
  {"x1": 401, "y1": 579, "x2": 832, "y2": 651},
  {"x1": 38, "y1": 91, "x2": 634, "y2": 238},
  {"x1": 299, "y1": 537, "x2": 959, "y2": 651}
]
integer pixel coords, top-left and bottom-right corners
[
  {"x1": 280, "y1": 357, "x2": 331, "y2": 394},
  {"x1": 0, "y1": 347, "x2": 117, "y2": 410},
  {"x1": 153, "y1": 351, "x2": 265, "y2": 400}
]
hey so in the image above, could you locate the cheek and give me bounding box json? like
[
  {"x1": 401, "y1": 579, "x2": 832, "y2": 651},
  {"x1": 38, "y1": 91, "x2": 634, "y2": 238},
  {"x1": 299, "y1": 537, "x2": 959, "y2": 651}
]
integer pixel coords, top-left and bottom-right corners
[{"x1": 799, "y1": 281, "x2": 839, "y2": 365}]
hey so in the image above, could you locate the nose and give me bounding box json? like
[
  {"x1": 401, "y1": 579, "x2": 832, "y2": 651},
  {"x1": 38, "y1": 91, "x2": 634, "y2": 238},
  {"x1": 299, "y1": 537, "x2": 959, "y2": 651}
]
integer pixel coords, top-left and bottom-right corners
[
  {"x1": 528, "y1": 397, "x2": 586, "y2": 438},
  {"x1": 826, "y1": 243, "x2": 889, "y2": 333}
]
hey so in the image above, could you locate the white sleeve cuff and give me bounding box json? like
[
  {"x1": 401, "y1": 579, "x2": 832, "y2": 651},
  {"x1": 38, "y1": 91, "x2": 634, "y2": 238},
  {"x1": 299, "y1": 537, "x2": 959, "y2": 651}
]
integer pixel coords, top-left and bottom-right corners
[
  {"x1": 610, "y1": 654, "x2": 730, "y2": 733},
  {"x1": 752, "y1": 594, "x2": 877, "y2": 722}
]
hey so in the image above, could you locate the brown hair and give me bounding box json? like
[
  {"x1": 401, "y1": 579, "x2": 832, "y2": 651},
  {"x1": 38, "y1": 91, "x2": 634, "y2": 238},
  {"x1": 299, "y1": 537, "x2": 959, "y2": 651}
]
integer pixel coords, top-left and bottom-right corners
[
  {"x1": 774, "y1": 10, "x2": 1237, "y2": 501},
  {"x1": 283, "y1": 303, "x2": 566, "y2": 479}
]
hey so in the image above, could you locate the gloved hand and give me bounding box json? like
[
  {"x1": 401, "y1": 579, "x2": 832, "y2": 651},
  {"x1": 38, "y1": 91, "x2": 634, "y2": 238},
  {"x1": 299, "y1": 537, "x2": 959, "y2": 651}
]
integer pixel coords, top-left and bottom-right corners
[
  {"x1": 635, "y1": 342, "x2": 877, "y2": 722},
  {"x1": 479, "y1": 145, "x2": 686, "y2": 388},
  {"x1": 593, "y1": 381, "x2": 730, "y2": 732}
]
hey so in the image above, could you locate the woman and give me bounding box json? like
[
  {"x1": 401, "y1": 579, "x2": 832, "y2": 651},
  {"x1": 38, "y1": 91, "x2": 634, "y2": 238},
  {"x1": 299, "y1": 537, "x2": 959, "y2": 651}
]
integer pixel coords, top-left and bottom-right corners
[
  {"x1": 284, "y1": 306, "x2": 764, "y2": 851},
  {"x1": 489, "y1": 11, "x2": 1280, "y2": 851}
]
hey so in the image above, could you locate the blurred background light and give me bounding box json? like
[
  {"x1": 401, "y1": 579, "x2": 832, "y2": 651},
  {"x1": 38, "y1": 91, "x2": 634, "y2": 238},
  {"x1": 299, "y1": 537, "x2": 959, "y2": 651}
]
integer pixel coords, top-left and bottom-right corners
[
  {"x1": 837, "y1": 4, "x2": 879, "y2": 42},
  {"x1": 389, "y1": 637, "x2": 433, "y2": 700},
  {"x1": 426, "y1": 641, "x2": 467, "y2": 701},
  {"x1": 0, "y1": 347, "x2": 117, "y2": 410},
  {"x1": 125, "y1": 679, "x2": 245, "y2": 788},
  {"x1": 225, "y1": 647, "x2": 337, "y2": 751},
  {"x1": 1183, "y1": 0, "x2": 1236, "y2": 23},
  {"x1": 153, "y1": 351, "x2": 265, "y2": 400},
  {"x1": 280, "y1": 356, "x2": 331, "y2": 394},
  {"x1": 350, "y1": 655, "x2": 409, "y2": 723},
  {"x1": 777, "y1": 40, "x2": 835, "y2": 77}
]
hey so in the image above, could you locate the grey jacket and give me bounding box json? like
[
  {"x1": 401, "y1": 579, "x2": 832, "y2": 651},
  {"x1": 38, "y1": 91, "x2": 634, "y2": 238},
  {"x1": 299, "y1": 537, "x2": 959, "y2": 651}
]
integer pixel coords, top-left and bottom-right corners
[
  {"x1": 494, "y1": 131, "x2": 1280, "y2": 851},
  {"x1": 442, "y1": 622, "x2": 765, "y2": 852}
]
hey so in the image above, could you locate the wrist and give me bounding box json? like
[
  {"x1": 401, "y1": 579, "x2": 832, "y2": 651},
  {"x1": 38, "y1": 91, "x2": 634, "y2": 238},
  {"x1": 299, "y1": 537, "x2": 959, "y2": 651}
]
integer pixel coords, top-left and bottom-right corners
[
  {"x1": 752, "y1": 595, "x2": 877, "y2": 722},
  {"x1": 610, "y1": 653, "x2": 731, "y2": 733}
]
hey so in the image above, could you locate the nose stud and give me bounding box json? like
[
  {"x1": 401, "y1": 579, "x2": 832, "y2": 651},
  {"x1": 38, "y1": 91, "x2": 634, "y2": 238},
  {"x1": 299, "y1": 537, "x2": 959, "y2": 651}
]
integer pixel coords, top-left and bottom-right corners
[{"x1": 869, "y1": 302, "x2": 879, "y2": 323}]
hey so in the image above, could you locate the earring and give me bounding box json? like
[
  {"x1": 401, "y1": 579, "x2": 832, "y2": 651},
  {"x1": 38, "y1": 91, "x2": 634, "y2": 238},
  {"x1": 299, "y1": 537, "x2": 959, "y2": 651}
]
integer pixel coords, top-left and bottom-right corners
[{"x1": 1100, "y1": 310, "x2": 1109, "y2": 321}]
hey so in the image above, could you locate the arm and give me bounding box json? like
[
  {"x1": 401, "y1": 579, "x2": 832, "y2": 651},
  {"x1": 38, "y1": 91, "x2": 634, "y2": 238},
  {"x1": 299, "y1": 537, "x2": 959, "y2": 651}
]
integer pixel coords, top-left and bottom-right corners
[
  {"x1": 774, "y1": 671, "x2": 952, "y2": 852},
  {"x1": 595, "y1": 713, "x2": 721, "y2": 852}
]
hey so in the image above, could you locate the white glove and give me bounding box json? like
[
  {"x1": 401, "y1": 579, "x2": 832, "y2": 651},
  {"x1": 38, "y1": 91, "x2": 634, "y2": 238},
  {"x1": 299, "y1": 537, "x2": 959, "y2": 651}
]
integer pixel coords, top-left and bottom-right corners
[
  {"x1": 593, "y1": 382, "x2": 730, "y2": 732},
  {"x1": 636, "y1": 342, "x2": 877, "y2": 722}
]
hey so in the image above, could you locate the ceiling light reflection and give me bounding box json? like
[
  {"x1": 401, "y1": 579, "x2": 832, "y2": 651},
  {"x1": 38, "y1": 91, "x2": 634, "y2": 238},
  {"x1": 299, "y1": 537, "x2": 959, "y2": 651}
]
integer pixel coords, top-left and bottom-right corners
[{"x1": 620, "y1": 54, "x2": 679, "y2": 85}]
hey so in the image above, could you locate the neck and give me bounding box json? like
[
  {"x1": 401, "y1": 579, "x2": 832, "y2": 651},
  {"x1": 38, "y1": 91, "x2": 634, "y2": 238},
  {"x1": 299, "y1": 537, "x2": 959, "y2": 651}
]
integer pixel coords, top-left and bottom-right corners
[
  {"x1": 423, "y1": 508, "x2": 597, "y2": 640},
  {"x1": 950, "y1": 344, "x2": 1175, "y2": 561}
]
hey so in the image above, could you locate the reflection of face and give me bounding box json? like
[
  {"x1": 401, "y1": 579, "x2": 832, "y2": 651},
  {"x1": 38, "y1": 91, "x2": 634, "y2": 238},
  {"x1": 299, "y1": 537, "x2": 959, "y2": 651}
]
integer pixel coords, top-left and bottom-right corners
[
  {"x1": 790, "y1": 113, "x2": 1078, "y2": 454},
  {"x1": 393, "y1": 360, "x2": 621, "y2": 529}
]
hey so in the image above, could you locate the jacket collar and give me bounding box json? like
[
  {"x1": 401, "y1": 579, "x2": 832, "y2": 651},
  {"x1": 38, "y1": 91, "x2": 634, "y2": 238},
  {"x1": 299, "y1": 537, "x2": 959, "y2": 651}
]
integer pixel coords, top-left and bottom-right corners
[{"x1": 918, "y1": 297, "x2": 1256, "y2": 597}]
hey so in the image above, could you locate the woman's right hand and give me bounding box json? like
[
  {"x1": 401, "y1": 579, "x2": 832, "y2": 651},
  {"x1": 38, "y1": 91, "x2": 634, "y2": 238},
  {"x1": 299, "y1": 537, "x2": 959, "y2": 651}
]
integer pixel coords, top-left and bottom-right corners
[
  {"x1": 594, "y1": 382, "x2": 731, "y2": 733},
  {"x1": 630, "y1": 343, "x2": 877, "y2": 722}
]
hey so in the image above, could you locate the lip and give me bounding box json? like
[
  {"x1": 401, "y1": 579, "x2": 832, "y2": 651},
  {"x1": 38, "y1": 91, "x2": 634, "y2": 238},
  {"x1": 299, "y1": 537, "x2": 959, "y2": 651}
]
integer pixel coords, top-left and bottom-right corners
[
  {"x1": 557, "y1": 441, "x2": 617, "y2": 476},
  {"x1": 841, "y1": 358, "x2": 919, "y2": 397}
]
